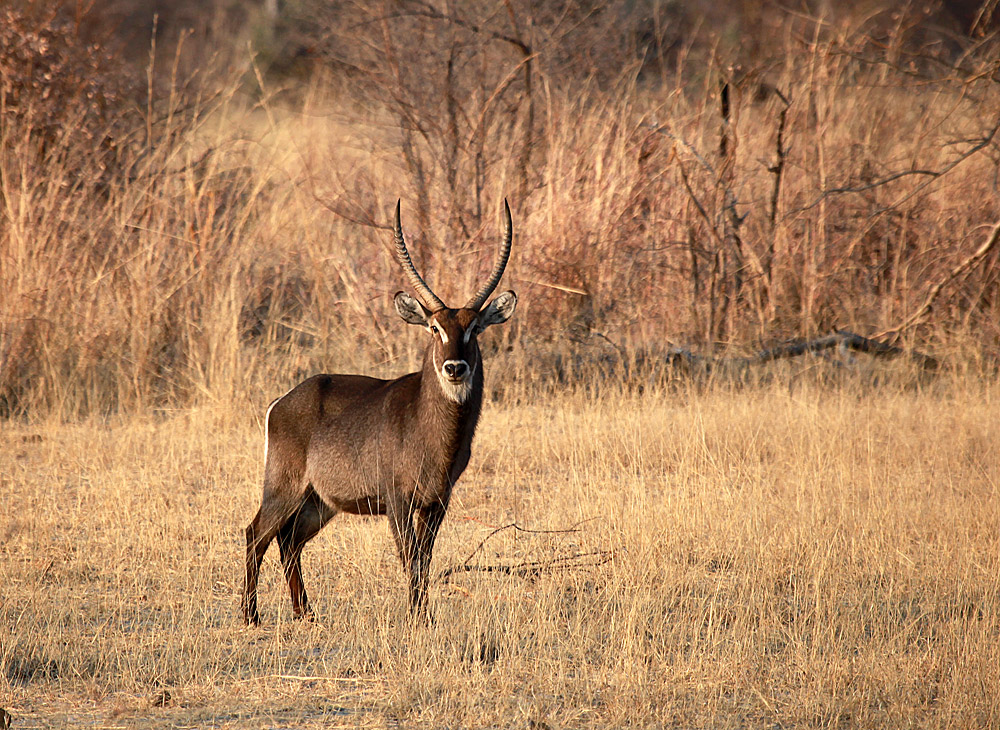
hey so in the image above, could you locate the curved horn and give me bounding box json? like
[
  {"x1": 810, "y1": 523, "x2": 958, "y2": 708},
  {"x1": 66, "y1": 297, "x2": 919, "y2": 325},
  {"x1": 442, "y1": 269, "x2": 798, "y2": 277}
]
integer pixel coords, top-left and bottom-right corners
[
  {"x1": 393, "y1": 200, "x2": 445, "y2": 311},
  {"x1": 466, "y1": 198, "x2": 513, "y2": 311}
]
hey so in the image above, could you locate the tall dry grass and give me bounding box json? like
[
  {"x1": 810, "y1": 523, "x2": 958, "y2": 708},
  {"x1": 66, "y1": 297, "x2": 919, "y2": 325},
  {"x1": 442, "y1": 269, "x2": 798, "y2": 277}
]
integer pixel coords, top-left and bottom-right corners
[
  {"x1": 1, "y1": 3, "x2": 999, "y2": 419},
  {"x1": 1, "y1": 375, "x2": 998, "y2": 727},
  {"x1": 2, "y1": 5, "x2": 1000, "y2": 724}
]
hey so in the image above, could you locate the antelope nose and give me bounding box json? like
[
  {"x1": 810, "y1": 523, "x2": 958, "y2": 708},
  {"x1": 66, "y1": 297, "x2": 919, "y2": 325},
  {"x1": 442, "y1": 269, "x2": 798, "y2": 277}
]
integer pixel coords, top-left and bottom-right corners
[{"x1": 443, "y1": 360, "x2": 468, "y2": 379}]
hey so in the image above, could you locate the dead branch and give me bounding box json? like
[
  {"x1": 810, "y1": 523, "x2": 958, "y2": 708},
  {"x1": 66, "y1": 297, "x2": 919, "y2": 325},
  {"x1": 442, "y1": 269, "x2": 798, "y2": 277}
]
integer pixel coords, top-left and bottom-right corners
[
  {"x1": 436, "y1": 518, "x2": 607, "y2": 585},
  {"x1": 437, "y1": 549, "x2": 616, "y2": 583},
  {"x1": 399, "y1": 0, "x2": 531, "y2": 56},
  {"x1": 646, "y1": 122, "x2": 716, "y2": 176},
  {"x1": 312, "y1": 190, "x2": 387, "y2": 231},
  {"x1": 676, "y1": 155, "x2": 725, "y2": 251},
  {"x1": 790, "y1": 115, "x2": 1000, "y2": 215},
  {"x1": 765, "y1": 89, "x2": 790, "y2": 301},
  {"x1": 719, "y1": 79, "x2": 747, "y2": 328},
  {"x1": 456, "y1": 518, "x2": 596, "y2": 567},
  {"x1": 665, "y1": 329, "x2": 939, "y2": 373},
  {"x1": 880, "y1": 220, "x2": 1000, "y2": 338},
  {"x1": 767, "y1": 89, "x2": 790, "y2": 231},
  {"x1": 751, "y1": 330, "x2": 939, "y2": 370}
]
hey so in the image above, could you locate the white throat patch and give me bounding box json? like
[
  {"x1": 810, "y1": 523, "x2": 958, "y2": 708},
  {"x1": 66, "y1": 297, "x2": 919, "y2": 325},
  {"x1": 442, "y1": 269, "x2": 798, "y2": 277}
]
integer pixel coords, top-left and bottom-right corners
[{"x1": 433, "y1": 354, "x2": 476, "y2": 404}]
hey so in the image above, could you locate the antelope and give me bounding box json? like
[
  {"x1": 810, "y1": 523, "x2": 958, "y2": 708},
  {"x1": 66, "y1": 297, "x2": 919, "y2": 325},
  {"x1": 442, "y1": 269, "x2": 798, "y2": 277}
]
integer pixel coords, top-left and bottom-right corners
[{"x1": 242, "y1": 200, "x2": 517, "y2": 625}]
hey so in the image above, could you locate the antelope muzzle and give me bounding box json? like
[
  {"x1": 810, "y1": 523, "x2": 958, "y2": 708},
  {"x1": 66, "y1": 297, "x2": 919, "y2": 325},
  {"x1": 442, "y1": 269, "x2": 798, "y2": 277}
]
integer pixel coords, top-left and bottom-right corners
[{"x1": 442, "y1": 359, "x2": 469, "y2": 381}]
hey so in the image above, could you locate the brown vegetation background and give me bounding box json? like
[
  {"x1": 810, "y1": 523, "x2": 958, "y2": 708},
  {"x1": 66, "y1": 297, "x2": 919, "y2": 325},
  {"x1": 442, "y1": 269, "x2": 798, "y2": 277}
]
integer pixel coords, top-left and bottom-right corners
[
  {"x1": 1, "y1": 0, "x2": 999, "y2": 419},
  {"x1": 2, "y1": 4, "x2": 1000, "y2": 729}
]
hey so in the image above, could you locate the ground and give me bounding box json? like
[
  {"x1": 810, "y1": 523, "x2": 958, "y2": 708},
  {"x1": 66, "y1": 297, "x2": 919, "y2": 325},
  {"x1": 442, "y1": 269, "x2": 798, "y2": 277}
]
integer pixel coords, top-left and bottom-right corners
[{"x1": 2, "y1": 378, "x2": 999, "y2": 728}]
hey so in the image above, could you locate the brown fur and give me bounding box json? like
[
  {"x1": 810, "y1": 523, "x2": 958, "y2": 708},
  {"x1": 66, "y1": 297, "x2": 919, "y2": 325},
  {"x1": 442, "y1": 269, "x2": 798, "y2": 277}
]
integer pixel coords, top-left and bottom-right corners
[
  {"x1": 242, "y1": 301, "x2": 513, "y2": 624},
  {"x1": 243, "y1": 200, "x2": 515, "y2": 625}
]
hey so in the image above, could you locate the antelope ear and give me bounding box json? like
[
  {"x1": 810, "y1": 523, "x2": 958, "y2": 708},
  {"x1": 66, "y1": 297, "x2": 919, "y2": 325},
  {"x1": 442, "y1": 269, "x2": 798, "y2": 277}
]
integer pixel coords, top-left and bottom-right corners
[
  {"x1": 479, "y1": 290, "x2": 517, "y2": 329},
  {"x1": 394, "y1": 291, "x2": 431, "y2": 326}
]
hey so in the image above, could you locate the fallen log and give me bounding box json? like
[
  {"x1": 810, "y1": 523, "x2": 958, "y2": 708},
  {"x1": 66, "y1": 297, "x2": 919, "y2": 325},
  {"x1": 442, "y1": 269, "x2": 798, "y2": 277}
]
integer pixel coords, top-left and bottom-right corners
[
  {"x1": 751, "y1": 330, "x2": 939, "y2": 371},
  {"x1": 662, "y1": 330, "x2": 939, "y2": 378}
]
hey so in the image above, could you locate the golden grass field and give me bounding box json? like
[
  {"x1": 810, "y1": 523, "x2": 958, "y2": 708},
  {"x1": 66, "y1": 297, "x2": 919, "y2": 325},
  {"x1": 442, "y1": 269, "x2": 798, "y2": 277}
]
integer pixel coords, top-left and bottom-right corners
[
  {"x1": 3, "y1": 373, "x2": 998, "y2": 728},
  {"x1": 3, "y1": 3, "x2": 1000, "y2": 727}
]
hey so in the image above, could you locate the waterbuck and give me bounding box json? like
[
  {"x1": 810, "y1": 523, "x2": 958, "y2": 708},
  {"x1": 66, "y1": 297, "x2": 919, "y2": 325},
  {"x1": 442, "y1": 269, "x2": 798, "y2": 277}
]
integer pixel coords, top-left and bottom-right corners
[{"x1": 242, "y1": 200, "x2": 517, "y2": 625}]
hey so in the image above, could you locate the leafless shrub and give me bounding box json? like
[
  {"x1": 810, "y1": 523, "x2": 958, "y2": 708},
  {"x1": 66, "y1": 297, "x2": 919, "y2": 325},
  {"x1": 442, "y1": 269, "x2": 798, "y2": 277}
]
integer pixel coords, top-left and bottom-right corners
[
  {"x1": 3, "y1": 1, "x2": 1000, "y2": 417},
  {"x1": 0, "y1": 4, "x2": 139, "y2": 170}
]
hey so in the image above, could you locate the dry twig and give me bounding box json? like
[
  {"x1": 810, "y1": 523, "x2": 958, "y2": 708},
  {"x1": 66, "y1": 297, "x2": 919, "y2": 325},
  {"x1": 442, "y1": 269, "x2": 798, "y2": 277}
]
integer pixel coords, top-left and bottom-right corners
[
  {"x1": 436, "y1": 518, "x2": 614, "y2": 584},
  {"x1": 879, "y1": 220, "x2": 1000, "y2": 339}
]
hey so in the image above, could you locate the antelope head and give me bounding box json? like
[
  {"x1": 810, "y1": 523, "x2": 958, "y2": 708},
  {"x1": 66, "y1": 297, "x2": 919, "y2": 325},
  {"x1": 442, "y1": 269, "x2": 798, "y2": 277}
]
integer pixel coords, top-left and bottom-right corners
[{"x1": 391, "y1": 200, "x2": 517, "y2": 404}]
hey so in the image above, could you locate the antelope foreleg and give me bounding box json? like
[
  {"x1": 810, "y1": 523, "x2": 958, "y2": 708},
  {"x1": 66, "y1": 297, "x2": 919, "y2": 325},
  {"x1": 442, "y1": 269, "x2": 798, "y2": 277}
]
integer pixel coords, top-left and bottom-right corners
[
  {"x1": 412, "y1": 502, "x2": 448, "y2": 613},
  {"x1": 386, "y1": 496, "x2": 422, "y2": 611}
]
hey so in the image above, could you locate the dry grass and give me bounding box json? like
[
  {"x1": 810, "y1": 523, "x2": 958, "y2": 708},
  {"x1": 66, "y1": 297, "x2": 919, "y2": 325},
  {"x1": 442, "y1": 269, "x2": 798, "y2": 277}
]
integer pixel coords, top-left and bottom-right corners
[
  {"x1": 2, "y1": 4, "x2": 1000, "y2": 727},
  {"x1": 2, "y1": 374, "x2": 998, "y2": 728},
  {"x1": 3, "y1": 4, "x2": 1000, "y2": 418}
]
